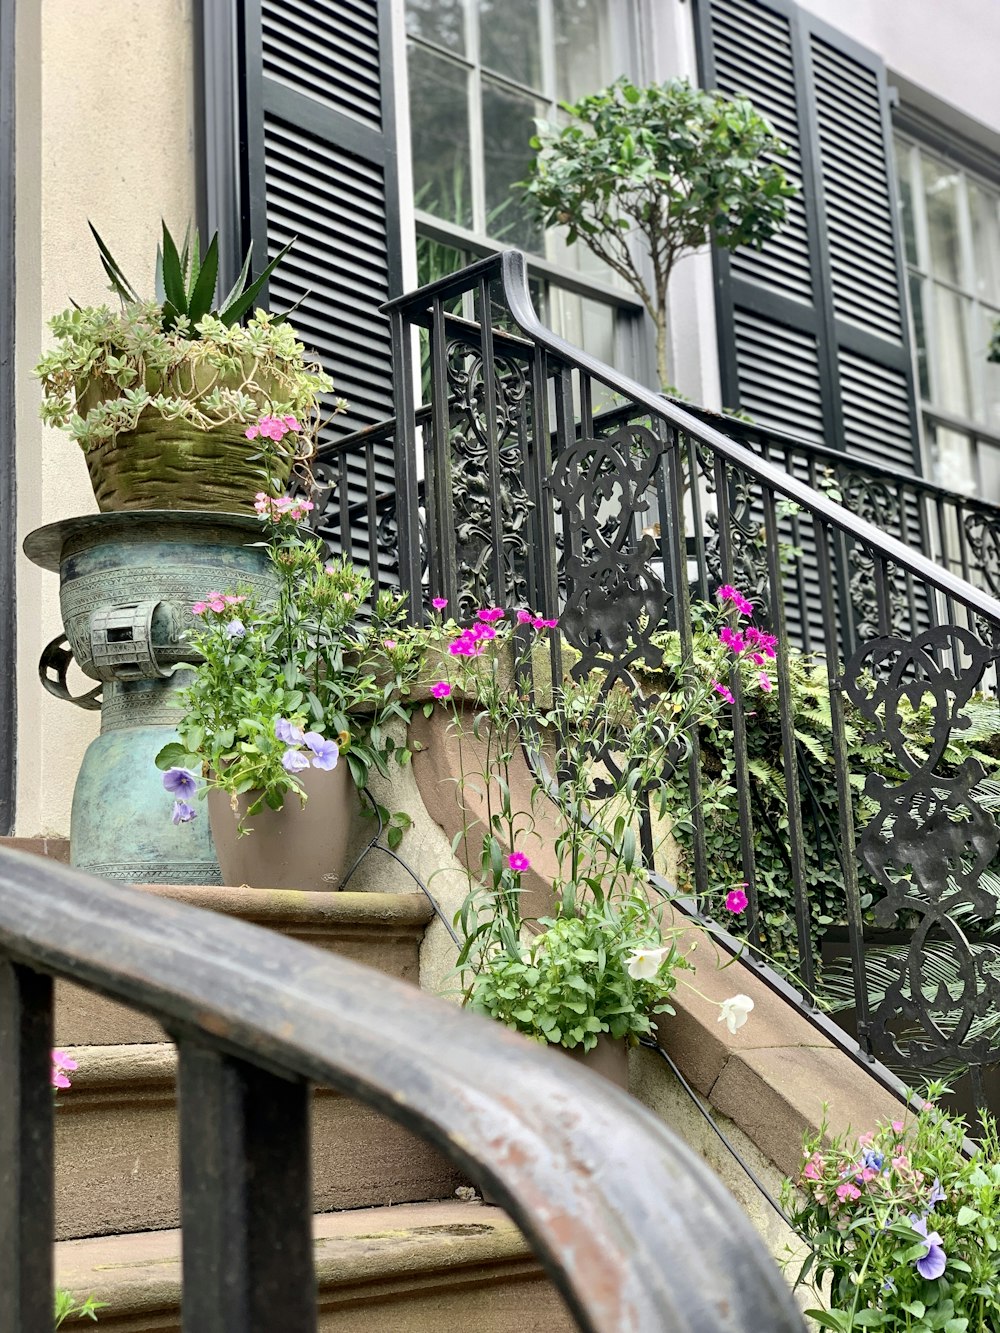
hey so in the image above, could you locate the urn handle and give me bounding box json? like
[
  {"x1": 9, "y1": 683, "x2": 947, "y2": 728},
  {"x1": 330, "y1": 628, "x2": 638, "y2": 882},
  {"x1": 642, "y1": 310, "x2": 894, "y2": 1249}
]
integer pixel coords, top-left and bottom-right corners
[
  {"x1": 88, "y1": 600, "x2": 180, "y2": 682},
  {"x1": 38, "y1": 636, "x2": 103, "y2": 710}
]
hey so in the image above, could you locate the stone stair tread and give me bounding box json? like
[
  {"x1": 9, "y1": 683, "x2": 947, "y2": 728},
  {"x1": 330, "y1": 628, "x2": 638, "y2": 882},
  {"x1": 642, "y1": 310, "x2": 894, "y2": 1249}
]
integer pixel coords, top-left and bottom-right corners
[
  {"x1": 55, "y1": 1201, "x2": 574, "y2": 1330},
  {"x1": 106, "y1": 884, "x2": 432, "y2": 926}
]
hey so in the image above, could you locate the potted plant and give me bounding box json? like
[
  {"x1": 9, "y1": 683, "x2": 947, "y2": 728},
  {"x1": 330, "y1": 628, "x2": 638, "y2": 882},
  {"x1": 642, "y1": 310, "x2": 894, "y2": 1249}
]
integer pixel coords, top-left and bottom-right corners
[
  {"x1": 35, "y1": 222, "x2": 335, "y2": 513},
  {"x1": 520, "y1": 76, "x2": 795, "y2": 389},
  {"x1": 784, "y1": 1087, "x2": 1000, "y2": 1330},
  {"x1": 415, "y1": 587, "x2": 769, "y2": 1080},
  {"x1": 154, "y1": 434, "x2": 419, "y2": 890}
]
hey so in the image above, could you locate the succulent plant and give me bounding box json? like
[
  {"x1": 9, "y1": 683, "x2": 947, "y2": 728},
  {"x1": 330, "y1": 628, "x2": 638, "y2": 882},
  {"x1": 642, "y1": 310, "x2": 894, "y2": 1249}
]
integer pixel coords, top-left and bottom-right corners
[{"x1": 89, "y1": 220, "x2": 295, "y2": 334}]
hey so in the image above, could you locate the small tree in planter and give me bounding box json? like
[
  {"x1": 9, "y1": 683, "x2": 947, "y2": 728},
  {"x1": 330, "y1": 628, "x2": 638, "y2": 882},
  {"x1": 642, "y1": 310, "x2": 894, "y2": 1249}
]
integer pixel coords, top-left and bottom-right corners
[{"x1": 520, "y1": 76, "x2": 796, "y2": 388}]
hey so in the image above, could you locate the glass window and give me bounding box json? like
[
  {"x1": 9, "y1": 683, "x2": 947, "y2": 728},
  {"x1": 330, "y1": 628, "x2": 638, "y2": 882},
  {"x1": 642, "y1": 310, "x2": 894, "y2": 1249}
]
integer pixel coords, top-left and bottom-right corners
[
  {"x1": 406, "y1": 0, "x2": 637, "y2": 368},
  {"x1": 896, "y1": 135, "x2": 1000, "y2": 498}
]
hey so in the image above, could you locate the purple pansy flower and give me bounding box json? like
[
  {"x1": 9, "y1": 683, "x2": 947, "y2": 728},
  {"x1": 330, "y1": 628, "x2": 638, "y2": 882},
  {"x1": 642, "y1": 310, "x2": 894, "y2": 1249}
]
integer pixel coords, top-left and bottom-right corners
[
  {"x1": 281, "y1": 748, "x2": 310, "y2": 773},
  {"x1": 910, "y1": 1216, "x2": 947, "y2": 1280},
  {"x1": 925, "y1": 1178, "x2": 946, "y2": 1210},
  {"x1": 171, "y1": 800, "x2": 197, "y2": 825},
  {"x1": 304, "y1": 732, "x2": 340, "y2": 771},
  {"x1": 163, "y1": 767, "x2": 197, "y2": 798},
  {"x1": 275, "y1": 718, "x2": 305, "y2": 745}
]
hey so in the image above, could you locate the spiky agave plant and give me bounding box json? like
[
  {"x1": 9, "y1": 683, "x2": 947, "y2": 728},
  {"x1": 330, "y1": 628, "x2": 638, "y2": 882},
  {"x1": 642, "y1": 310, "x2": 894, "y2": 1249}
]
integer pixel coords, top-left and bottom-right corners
[{"x1": 89, "y1": 220, "x2": 296, "y2": 334}]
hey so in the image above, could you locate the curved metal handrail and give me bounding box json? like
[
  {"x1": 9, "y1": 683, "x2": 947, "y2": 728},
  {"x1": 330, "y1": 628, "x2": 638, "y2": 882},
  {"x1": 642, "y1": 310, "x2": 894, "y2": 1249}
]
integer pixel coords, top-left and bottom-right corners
[
  {"x1": 385, "y1": 249, "x2": 1000, "y2": 624},
  {"x1": 0, "y1": 845, "x2": 804, "y2": 1332}
]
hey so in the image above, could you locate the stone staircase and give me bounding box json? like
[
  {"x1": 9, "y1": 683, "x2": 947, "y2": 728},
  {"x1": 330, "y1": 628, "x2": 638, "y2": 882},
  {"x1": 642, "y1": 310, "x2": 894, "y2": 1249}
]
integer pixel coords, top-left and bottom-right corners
[{"x1": 0, "y1": 846, "x2": 576, "y2": 1331}]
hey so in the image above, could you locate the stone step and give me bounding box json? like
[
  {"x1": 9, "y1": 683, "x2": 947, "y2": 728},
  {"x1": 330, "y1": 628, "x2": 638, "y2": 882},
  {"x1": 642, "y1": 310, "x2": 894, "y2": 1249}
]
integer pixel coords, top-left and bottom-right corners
[
  {"x1": 55, "y1": 1201, "x2": 574, "y2": 1332},
  {"x1": 55, "y1": 886, "x2": 432, "y2": 1045},
  {"x1": 55, "y1": 1045, "x2": 464, "y2": 1241}
]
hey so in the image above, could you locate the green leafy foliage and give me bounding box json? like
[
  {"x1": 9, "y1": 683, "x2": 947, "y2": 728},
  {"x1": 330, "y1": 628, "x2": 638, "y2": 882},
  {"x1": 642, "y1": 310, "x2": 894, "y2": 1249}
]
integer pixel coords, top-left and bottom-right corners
[
  {"x1": 54, "y1": 1290, "x2": 104, "y2": 1327},
  {"x1": 469, "y1": 890, "x2": 688, "y2": 1050},
  {"x1": 784, "y1": 1090, "x2": 1000, "y2": 1330},
  {"x1": 36, "y1": 223, "x2": 335, "y2": 454},
  {"x1": 154, "y1": 508, "x2": 421, "y2": 830},
  {"x1": 92, "y1": 220, "x2": 295, "y2": 333},
  {"x1": 520, "y1": 76, "x2": 796, "y2": 385}
]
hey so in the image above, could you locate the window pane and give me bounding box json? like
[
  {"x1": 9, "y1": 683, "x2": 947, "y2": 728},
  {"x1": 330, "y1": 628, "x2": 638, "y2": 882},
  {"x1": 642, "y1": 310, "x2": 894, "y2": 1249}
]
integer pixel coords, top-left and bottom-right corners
[
  {"x1": 894, "y1": 140, "x2": 919, "y2": 269},
  {"x1": 553, "y1": 0, "x2": 616, "y2": 103},
  {"x1": 416, "y1": 235, "x2": 468, "y2": 290},
  {"x1": 979, "y1": 443, "x2": 1000, "y2": 503},
  {"x1": 970, "y1": 181, "x2": 1000, "y2": 306},
  {"x1": 922, "y1": 156, "x2": 963, "y2": 285},
  {"x1": 930, "y1": 283, "x2": 972, "y2": 417},
  {"x1": 478, "y1": 0, "x2": 541, "y2": 89},
  {"x1": 406, "y1": 0, "x2": 466, "y2": 56},
  {"x1": 548, "y1": 286, "x2": 618, "y2": 409},
  {"x1": 980, "y1": 306, "x2": 1000, "y2": 432},
  {"x1": 929, "y1": 422, "x2": 976, "y2": 495},
  {"x1": 408, "y1": 44, "x2": 473, "y2": 228},
  {"x1": 908, "y1": 273, "x2": 930, "y2": 400},
  {"x1": 482, "y1": 79, "x2": 543, "y2": 249}
]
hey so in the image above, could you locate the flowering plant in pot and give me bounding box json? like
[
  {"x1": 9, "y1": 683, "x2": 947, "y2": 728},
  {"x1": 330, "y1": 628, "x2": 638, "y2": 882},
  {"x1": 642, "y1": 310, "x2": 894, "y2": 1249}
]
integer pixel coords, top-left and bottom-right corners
[
  {"x1": 417, "y1": 587, "x2": 769, "y2": 1081},
  {"x1": 155, "y1": 459, "x2": 420, "y2": 889},
  {"x1": 35, "y1": 222, "x2": 335, "y2": 513},
  {"x1": 784, "y1": 1089, "x2": 1000, "y2": 1331}
]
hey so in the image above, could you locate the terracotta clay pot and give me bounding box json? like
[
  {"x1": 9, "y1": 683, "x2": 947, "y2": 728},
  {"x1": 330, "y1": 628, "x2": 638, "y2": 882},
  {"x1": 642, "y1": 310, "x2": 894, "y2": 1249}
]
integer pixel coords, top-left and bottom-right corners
[
  {"x1": 558, "y1": 1033, "x2": 630, "y2": 1090},
  {"x1": 207, "y1": 763, "x2": 357, "y2": 891}
]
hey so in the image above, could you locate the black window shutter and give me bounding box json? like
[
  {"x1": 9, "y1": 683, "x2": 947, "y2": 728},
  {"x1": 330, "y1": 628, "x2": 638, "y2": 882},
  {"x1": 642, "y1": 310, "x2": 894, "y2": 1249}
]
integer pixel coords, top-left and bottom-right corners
[
  {"x1": 200, "y1": 0, "x2": 404, "y2": 563},
  {"x1": 696, "y1": 0, "x2": 920, "y2": 475}
]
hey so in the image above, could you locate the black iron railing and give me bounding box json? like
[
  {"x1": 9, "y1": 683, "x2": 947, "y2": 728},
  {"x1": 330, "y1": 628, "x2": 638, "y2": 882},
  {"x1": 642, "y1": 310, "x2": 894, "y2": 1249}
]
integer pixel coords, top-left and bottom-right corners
[
  {"x1": 0, "y1": 844, "x2": 803, "y2": 1333},
  {"x1": 352, "y1": 251, "x2": 1000, "y2": 1112}
]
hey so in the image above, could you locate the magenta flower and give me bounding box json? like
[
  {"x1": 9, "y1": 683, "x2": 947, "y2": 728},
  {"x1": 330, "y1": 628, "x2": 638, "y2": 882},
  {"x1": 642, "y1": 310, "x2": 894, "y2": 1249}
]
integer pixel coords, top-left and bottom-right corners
[
  {"x1": 304, "y1": 732, "x2": 339, "y2": 771},
  {"x1": 275, "y1": 718, "x2": 305, "y2": 745},
  {"x1": 507, "y1": 851, "x2": 531, "y2": 872},
  {"x1": 431, "y1": 681, "x2": 451, "y2": 699},
  {"x1": 172, "y1": 799, "x2": 197, "y2": 825},
  {"x1": 719, "y1": 625, "x2": 746, "y2": 654},
  {"x1": 712, "y1": 679, "x2": 735, "y2": 705},
  {"x1": 531, "y1": 617, "x2": 559, "y2": 630},
  {"x1": 758, "y1": 671, "x2": 773, "y2": 693},
  {"x1": 725, "y1": 886, "x2": 748, "y2": 913},
  {"x1": 476, "y1": 607, "x2": 505, "y2": 623},
  {"x1": 431, "y1": 597, "x2": 448, "y2": 611},
  {"x1": 745, "y1": 626, "x2": 777, "y2": 658},
  {"x1": 716, "y1": 584, "x2": 754, "y2": 617},
  {"x1": 281, "y1": 748, "x2": 310, "y2": 773},
  {"x1": 51, "y1": 1049, "x2": 78, "y2": 1091},
  {"x1": 163, "y1": 768, "x2": 197, "y2": 798},
  {"x1": 516, "y1": 609, "x2": 533, "y2": 624}
]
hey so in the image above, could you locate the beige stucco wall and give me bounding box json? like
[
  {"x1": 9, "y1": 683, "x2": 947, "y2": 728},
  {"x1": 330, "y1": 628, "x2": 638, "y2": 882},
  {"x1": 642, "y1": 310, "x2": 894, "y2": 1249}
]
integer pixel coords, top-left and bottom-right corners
[{"x1": 14, "y1": 0, "x2": 198, "y2": 835}]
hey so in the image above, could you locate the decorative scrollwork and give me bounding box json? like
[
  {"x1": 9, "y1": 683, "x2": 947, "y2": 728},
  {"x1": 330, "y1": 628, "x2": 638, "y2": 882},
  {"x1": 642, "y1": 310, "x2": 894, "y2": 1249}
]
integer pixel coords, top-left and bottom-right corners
[
  {"x1": 841, "y1": 625, "x2": 1000, "y2": 1071},
  {"x1": 838, "y1": 471, "x2": 908, "y2": 639},
  {"x1": 964, "y1": 510, "x2": 1000, "y2": 600},
  {"x1": 547, "y1": 424, "x2": 675, "y2": 793},
  {"x1": 695, "y1": 446, "x2": 770, "y2": 617},
  {"x1": 446, "y1": 340, "x2": 533, "y2": 615}
]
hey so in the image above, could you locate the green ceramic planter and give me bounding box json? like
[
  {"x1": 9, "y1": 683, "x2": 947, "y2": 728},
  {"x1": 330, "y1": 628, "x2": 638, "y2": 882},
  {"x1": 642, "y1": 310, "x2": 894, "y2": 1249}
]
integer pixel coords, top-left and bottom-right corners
[{"x1": 84, "y1": 413, "x2": 294, "y2": 514}]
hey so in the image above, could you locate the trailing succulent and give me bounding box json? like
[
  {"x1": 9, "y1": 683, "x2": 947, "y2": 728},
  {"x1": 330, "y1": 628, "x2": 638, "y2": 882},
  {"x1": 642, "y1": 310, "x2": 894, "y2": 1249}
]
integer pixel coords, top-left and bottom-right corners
[{"x1": 35, "y1": 222, "x2": 334, "y2": 453}]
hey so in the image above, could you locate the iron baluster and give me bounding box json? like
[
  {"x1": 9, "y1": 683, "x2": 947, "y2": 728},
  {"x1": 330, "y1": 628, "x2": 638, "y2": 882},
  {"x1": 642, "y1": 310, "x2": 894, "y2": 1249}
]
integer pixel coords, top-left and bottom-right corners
[{"x1": 388, "y1": 306, "x2": 423, "y2": 619}]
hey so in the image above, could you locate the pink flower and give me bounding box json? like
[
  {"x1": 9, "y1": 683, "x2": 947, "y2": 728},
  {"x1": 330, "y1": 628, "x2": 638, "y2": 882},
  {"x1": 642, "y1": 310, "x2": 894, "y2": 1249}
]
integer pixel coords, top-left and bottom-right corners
[
  {"x1": 835, "y1": 1182, "x2": 861, "y2": 1204},
  {"x1": 383, "y1": 639, "x2": 397, "y2": 650},
  {"x1": 712, "y1": 679, "x2": 735, "y2": 705},
  {"x1": 802, "y1": 1153, "x2": 823, "y2": 1182},
  {"x1": 719, "y1": 626, "x2": 746, "y2": 655},
  {"x1": 51, "y1": 1049, "x2": 78, "y2": 1091},
  {"x1": 745, "y1": 626, "x2": 778, "y2": 658},
  {"x1": 224, "y1": 595, "x2": 245, "y2": 606},
  {"x1": 716, "y1": 585, "x2": 754, "y2": 617},
  {"x1": 282, "y1": 415, "x2": 301, "y2": 431},
  {"x1": 191, "y1": 601, "x2": 208, "y2": 615},
  {"x1": 507, "y1": 851, "x2": 531, "y2": 872},
  {"x1": 725, "y1": 886, "x2": 748, "y2": 914},
  {"x1": 758, "y1": 672, "x2": 773, "y2": 693},
  {"x1": 531, "y1": 617, "x2": 559, "y2": 630},
  {"x1": 431, "y1": 597, "x2": 448, "y2": 611},
  {"x1": 516, "y1": 609, "x2": 533, "y2": 624},
  {"x1": 207, "y1": 598, "x2": 226, "y2": 614},
  {"x1": 476, "y1": 625, "x2": 496, "y2": 640},
  {"x1": 245, "y1": 425, "x2": 260, "y2": 440},
  {"x1": 476, "y1": 607, "x2": 505, "y2": 623},
  {"x1": 431, "y1": 681, "x2": 451, "y2": 699},
  {"x1": 892, "y1": 1120, "x2": 904, "y2": 1132}
]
